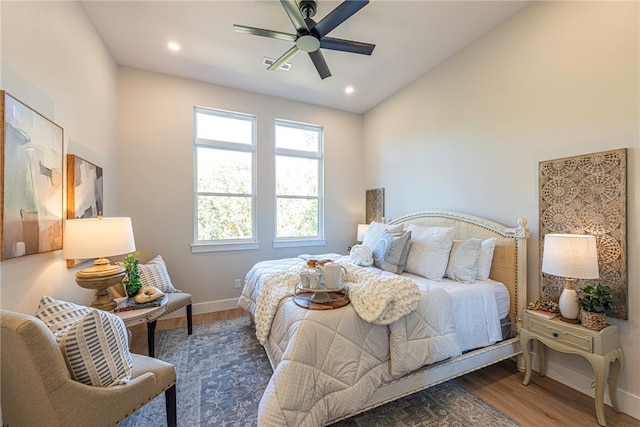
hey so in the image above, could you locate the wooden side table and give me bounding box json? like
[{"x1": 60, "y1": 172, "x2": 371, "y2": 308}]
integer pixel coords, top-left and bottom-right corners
[
  {"x1": 113, "y1": 296, "x2": 168, "y2": 357},
  {"x1": 520, "y1": 310, "x2": 622, "y2": 426}
]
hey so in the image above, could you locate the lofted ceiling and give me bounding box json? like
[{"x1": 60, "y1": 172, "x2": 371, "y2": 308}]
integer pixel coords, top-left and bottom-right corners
[{"x1": 81, "y1": 1, "x2": 530, "y2": 114}]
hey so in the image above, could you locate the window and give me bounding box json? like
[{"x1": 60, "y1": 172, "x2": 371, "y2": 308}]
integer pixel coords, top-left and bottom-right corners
[
  {"x1": 193, "y1": 107, "x2": 256, "y2": 251},
  {"x1": 274, "y1": 119, "x2": 323, "y2": 245}
]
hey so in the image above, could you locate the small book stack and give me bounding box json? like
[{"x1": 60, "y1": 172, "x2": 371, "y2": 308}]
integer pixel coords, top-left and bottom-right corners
[
  {"x1": 526, "y1": 308, "x2": 560, "y2": 319},
  {"x1": 114, "y1": 295, "x2": 168, "y2": 313}
]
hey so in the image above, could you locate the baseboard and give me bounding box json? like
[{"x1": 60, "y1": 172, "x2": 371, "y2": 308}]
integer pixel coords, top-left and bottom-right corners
[
  {"x1": 159, "y1": 298, "x2": 240, "y2": 319},
  {"x1": 530, "y1": 352, "x2": 639, "y2": 421}
]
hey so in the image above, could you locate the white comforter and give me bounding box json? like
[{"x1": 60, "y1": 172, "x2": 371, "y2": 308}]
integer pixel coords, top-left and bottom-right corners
[{"x1": 238, "y1": 256, "x2": 462, "y2": 426}]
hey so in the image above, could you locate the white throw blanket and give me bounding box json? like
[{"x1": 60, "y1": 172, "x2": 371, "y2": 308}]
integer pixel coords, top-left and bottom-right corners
[
  {"x1": 254, "y1": 264, "x2": 421, "y2": 344},
  {"x1": 344, "y1": 263, "x2": 421, "y2": 325}
]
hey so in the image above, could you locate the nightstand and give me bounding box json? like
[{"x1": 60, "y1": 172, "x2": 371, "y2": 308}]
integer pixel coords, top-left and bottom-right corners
[{"x1": 520, "y1": 310, "x2": 622, "y2": 426}]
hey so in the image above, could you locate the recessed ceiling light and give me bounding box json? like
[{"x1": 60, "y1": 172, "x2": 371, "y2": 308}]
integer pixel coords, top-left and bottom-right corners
[
  {"x1": 345, "y1": 86, "x2": 355, "y2": 94},
  {"x1": 167, "y1": 41, "x2": 181, "y2": 51}
]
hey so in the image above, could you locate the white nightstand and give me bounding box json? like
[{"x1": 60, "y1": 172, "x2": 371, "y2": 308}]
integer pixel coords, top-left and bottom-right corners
[{"x1": 520, "y1": 310, "x2": 622, "y2": 426}]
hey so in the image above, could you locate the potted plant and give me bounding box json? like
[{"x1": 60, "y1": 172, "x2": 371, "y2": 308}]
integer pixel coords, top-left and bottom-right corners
[
  {"x1": 122, "y1": 253, "x2": 142, "y2": 297},
  {"x1": 577, "y1": 284, "x2": 616, "y2": 331}
]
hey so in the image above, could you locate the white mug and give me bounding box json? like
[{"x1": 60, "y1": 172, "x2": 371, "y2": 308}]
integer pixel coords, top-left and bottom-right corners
[{"x1": 308, "y1": 271, "x2": 321, "y2": 288}]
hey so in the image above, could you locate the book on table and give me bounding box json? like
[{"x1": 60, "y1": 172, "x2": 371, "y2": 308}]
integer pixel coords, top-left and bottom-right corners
[
  {"x1": 114, "y1": 295, "x2": 168, "y2": 313},
  {"x1": 526, "y1": 308, "x2": 560, "y2": 319}
]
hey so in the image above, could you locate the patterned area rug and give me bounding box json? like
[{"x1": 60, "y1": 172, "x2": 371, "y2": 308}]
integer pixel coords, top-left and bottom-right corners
[{"x1": 120, "y1": 316, "x2": 521, "y2": 427}]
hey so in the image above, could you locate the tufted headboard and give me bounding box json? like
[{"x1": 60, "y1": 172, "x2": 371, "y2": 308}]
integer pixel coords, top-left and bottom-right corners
[{"x1": 389, "y1": 211, "x2": 530, "y2": 330}]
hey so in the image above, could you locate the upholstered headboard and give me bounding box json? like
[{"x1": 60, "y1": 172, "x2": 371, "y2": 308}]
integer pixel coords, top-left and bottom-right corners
[{"x1": 389, "y1": 211, "x2": 529, "y2": 329}]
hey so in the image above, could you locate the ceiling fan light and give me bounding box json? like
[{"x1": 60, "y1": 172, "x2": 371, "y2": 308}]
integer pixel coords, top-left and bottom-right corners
[
  {"x1": 167, "y1": 41, "x2": 181, "y2": 51},
  {"x1": 296, "y1": 34, "x2": 320, "y2": 52}
]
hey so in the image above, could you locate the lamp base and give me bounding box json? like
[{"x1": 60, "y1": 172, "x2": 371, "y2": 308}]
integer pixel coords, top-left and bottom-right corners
[
  {"x1": 558, "y1": 278, "x2": 580, "y2": 322},
  {"x1": 75, "y1": 261, "x2": 125, "y2": 311},
  {"x1": 559, "y1": 315, "x2": 580, "y2": 324}
]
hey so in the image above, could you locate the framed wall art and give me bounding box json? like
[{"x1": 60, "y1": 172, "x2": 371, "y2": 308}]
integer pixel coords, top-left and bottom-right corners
[
  {"x1": 539, "y1": 148, "x2": 627, "y2": 319},
  {"x1": 66, "y1": 154, "x2": 104, "y2": 267},
  {"x1": 1, "y1": 90, "x2": 64, "y2": 261},
  {"x1": 365, "y1": 188, "x2": 385, "y2": 224}
]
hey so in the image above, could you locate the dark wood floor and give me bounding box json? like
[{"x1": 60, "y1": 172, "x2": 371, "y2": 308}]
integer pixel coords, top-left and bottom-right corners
[{"x1": 130, "y1": 309, "x2": 638, "y2": 427}]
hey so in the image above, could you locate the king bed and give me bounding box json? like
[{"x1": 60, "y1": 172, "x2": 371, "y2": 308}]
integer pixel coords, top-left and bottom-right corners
[{"x1": 238, "y1": 211, "x2": 529, "y2": 426}]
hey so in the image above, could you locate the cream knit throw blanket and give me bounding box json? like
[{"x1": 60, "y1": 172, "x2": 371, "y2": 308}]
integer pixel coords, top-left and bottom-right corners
[{"x1": 254, "y1": 265, "x2": 421, "y2": 344}]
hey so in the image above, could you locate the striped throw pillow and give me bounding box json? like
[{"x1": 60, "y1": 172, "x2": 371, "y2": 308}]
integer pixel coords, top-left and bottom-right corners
[
  {"x1": 57, "y1": 309, "x2": 133, "y2": 387},
  {"x1": 34, "y1": 296, "x2": 92, "y2": 339},
  {"x1": 139, "y1": 255, "x2": 177, "y2": 293}
]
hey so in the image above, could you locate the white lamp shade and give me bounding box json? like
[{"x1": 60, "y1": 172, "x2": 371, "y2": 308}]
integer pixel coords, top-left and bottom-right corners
[
  {"x1": 541, "y1": 233, "x2": 599, "y2": 279},
  {"x1": 62, "y1": 217, "x2": 136, "y2": 260},
  {"x1": 356, "y1": 224, "x2": 369, "y2": 242}
]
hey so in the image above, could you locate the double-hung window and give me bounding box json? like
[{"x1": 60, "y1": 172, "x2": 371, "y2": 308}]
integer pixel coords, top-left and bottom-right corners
[
  {"x1": 274, "y1": 119, "x2": 324, "y2": 247},
  {"x1": 193, "y1": 107, "x2": 257, "y2": 252}
]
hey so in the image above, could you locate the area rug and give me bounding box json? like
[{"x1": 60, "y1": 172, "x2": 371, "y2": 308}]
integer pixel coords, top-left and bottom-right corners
[{"x1": 120, "y1": 316, "x2": 522, "y2": 427}]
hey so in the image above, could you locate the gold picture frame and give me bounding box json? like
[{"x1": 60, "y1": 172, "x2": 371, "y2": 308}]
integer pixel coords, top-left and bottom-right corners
[
  {"x1": 1, "y1": 91, "x2": 64, "y2": 260},
  {"x1": 66, "y1": 154, "x2": 104, "y2": 267}
]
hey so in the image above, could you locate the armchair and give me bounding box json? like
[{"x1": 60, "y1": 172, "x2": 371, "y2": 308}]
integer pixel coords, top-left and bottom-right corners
[
  {"x1": 1, "y1": 310, "x2": 177, "y2": 427},
  {"x1": 111, "y1": 249, "x2": 193, "y2": 335}
]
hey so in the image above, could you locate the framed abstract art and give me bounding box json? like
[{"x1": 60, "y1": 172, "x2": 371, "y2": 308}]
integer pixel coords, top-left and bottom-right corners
[{"x1": 1, "y1": 91, "x2": 64, "y2": 260}]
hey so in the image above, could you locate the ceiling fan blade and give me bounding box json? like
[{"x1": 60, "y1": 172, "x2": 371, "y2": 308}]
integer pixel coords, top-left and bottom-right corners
[
  {"x1": 308, "y1": 50, "x2": 331, "y2": 80},
  {"x1": 233, "y1": 24, "x2": 297, "y2": 42},
  {"x1": 268, "y1": 45, "x2": 302, "y2": 70},
  {"x1": 314, "y1": 0, "x2": 368, "y2": 38},
  {"x1": 280, "y1": 0, "x2": 309, "y2": 33},
  {"x1": 320, "y1": 37, "x2": 375, "y2": 55}
]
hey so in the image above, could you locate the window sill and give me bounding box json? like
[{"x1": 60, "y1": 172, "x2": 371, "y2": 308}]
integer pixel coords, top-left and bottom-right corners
[
  {"x1": 272, "y1": 239, "x2": 326, "y2": 249},
  {"x1": 191, "y1": 241, "x2": 259, "y2": 253}
]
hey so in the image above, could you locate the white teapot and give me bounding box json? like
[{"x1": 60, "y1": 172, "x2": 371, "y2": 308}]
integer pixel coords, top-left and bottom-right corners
[{"x1": 318, "y1": 262, "x2": 347, "y2": 290}]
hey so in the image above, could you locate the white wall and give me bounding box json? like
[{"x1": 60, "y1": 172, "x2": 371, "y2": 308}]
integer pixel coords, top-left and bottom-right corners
[
  {"x1": 363, "y1": 1, "x2": 639, "y2": 419},
  {"x1": 117, "y1": 67, "x2": 363, "y2": 313},
  {"x1": 0, "y1": 1, "x2": 119, "y2": 312}
]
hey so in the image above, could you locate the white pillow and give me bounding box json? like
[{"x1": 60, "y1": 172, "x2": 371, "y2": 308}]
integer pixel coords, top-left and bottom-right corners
[
  {"x1": 372, "y1": 230, "x2": 412, "y2": 274},
  {"x1": 350, "y1": 244, "x2": 374, "y2": 267},
  {"x1": 362, "y1": 221, "x2": 403, "y2": 250},
  {"x1": 404, "y1": 225, "x2": 455, "y2": 281},
  {"x1": 476, "y1": 238, "x2": 497, "y2": 280},
  {"x1": 139, "y1": 255, "x2": 177, "y2": 293},
  {"x1": 57, "y1": 309, "x2": 133, "y2": 387},
  {"x1": 446, "y1": 239, "x2": 482, "y2": 283}
]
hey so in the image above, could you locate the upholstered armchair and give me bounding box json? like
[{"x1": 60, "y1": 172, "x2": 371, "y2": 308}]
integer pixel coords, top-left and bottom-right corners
[
  {"x1": 1, "y1": 309, "x2": 177, "y2": 427},
  {"x1": 110, "y1": 249, "x2": 193, "y2": 335}
]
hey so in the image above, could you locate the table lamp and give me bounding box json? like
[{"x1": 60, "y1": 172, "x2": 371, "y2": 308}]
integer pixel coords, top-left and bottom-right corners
[
  {"x1": 541, "y1": 233, "x2": 599, "y2": 322},
  {"x1": 356, "y1": 224, "x2": 369, "y2": 243},
  {"x1": 62, "y1": 217, "x2": 136, "y2": 311}
]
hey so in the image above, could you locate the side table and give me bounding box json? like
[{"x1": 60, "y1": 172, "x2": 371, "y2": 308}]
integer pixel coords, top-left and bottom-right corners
[
  {"x1": 520, "y1": 310, "x2": 622, "y2": 426},
  {"x1": 113, "y1": 296, "x2": 168, "y2": 357}
]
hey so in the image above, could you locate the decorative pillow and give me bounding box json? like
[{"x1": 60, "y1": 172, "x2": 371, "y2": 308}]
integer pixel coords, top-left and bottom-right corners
[
  {"x1": 372, "y1": 230, "x2": 412, "y2": 274},
  {"x1": 138, "y1": 255, "x2": 177, "y2": 293},
  {"x1": 446, "y1": 239, "x2": 483, "y2": 283},
  {"x1": 350, "y1": 244, "x2": 374, "y2": 267},
  {"x1": 57, "y1": 308, "x2": 133, "y2": 387},
  {"x1": 362, "y1": 221, "x2": 403, "y2": 250},
  {"x1": 34, "y1": 295, "x2": 92, "y2": 338},
  {"x1": 476, "y1": 238, "x2": 497, "y2": 280},
  {"x1": 404, "y1": 225, "x2": 455, "y2": 281}
]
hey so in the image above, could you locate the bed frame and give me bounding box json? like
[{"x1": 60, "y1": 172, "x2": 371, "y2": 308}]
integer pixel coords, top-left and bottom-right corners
[{"x1": 328, "y1": 210, "x2": 530, "y2": 424}]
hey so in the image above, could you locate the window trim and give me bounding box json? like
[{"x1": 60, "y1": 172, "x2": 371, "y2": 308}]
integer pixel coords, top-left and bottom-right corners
[
  {"x1": 273, "y1": 118, "x2": 324, "y2": 244},
  {"x1": 193, "y1": 106, "x2": 257, "y2": 251}
]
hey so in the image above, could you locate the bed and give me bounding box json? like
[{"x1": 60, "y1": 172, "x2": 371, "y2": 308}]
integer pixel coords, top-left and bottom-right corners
[{"x1": 238, "y1": 211, "x2": 529, "y2": 426}]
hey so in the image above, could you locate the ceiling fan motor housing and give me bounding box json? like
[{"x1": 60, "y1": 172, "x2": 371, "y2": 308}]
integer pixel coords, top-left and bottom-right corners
[{"x1": 299, "y1": 0, "x2": 317, "y2": 18}]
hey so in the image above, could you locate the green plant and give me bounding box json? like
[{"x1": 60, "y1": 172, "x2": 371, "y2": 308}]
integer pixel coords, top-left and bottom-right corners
[
  {"x1": 122, "y1": 252, "x2": 142, "y2": 297},
  {"x1": 577, "y1": 284, "x2": 616, "y2": 316}
]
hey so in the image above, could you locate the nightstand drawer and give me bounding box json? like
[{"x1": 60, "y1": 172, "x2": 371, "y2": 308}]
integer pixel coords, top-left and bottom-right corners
[{"x1": 528, "y1": 317, "x2": 593, "y2": 352}]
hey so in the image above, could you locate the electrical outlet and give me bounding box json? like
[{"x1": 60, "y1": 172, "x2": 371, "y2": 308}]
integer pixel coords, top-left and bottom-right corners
[{"x1": 234, "y1": 279, "x2": 242, "y2": 289}]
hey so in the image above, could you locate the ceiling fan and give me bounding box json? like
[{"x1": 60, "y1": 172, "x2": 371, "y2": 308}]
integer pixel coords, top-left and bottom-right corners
[{"x1": 234, "y1": 0, "x2": 375, "y2": 80}]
